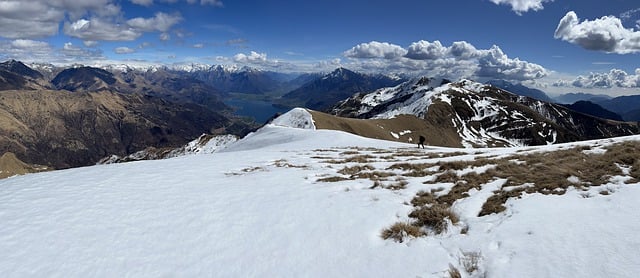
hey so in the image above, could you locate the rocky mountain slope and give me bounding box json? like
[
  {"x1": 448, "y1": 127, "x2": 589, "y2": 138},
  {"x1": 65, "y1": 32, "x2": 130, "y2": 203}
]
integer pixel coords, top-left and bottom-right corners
[
  {"x1": 0, "y1": 90, "x2": 243, "y2": 169},
  {"x1": 330, "y1": 77, "x2": 639, "y2": 147},
  {"x1": 277, "y1": 67, "x2": 404, "y2": 111}
]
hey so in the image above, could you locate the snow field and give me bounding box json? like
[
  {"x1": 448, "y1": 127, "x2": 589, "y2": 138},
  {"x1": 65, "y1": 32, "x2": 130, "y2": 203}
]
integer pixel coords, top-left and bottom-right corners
[{"x1": 1, "y1": 124, "x2": 640, "y2": 277}]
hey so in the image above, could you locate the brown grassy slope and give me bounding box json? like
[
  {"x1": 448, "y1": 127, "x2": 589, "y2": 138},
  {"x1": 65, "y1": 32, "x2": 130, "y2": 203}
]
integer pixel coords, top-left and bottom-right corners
[
  {"x1": 307, "y1": 109, "x2": 463, "y2": 147},
  {"x1": 0, "y1": 152, "x2": 50, "y2": 178},
  {"x1": 0, "y1": 90, "x2": 231, "y2": 169}
]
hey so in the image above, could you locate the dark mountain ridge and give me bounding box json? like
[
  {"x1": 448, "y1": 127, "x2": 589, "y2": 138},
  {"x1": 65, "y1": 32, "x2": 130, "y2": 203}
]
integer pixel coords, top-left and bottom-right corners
[{"x1": 277, "y1": 67, "x2": 405, "y2": 111}]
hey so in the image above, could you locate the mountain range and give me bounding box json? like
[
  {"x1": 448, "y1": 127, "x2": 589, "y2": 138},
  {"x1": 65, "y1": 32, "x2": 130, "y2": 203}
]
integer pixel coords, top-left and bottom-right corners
[
  {"x1": 330, "y1": 77, "x2": 638, "y2": 147},
  {"x1": 1, "y1": 59, "x2": 640, "y2": 171}
]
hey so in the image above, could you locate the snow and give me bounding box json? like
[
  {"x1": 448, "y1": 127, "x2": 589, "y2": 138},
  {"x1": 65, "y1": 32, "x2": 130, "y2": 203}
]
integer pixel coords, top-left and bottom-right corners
[
  {"x1": 270, "y1": 108, "x2": 315, "y2": 129},
  {"x1": 1, "y1": 119, "x2": 640, "y2": 277}
]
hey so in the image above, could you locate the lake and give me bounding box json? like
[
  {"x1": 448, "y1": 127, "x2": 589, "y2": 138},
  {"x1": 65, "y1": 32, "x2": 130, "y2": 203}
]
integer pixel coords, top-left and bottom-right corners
[{"x1": 224, "y1": 98, "x2": 291, "y2": 124}]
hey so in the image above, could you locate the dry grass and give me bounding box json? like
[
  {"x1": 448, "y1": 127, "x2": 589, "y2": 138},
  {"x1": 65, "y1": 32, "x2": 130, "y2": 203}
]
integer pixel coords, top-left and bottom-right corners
[
  {"x1": 459, "y1": 251, "x2": 481, "y2": 274},
  {"x1": 273, "y1": 159, "x2": 308, "y2": 169},
  {"x1": 448, "y1": 265, "x2": 462, "y2": 278},
  {"x1": 386, "y1": 177, "x2": 409, "y2": 190},
  {"x1": 317, "y1": 176, "x2": 351, "y2": 182},
  {"x1": 338, "y1": 164, "x2": 375, "y2": 176},
  {"x1": 409, "y1": 204, "x2": 459, "y2": 234},
  {"x1": 387, "y1": 162, "x2": 437, "y2": 177},
  {"x1": 380, "y1": 222, "x2": 424, "y2": 243}
]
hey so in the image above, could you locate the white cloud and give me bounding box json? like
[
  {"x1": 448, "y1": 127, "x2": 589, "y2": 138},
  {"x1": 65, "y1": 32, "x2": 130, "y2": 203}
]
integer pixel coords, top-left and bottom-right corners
[
  {"x1": 64, "y1": 18, "x2": 141, "y2": 41},
  {"x1": 554, "y1": 11, "x2": 640, "y2": 54},
  {"x1": 553, "y1": 69, "x2": 640, "y2": 88},
  {"x1": 488, "y1": 0, "x2": 552, "y2": 15},
  {"x1": 343, "y1": 41, "x2": 407, "y2": 59},
  {"x1": 405, "y1": 40, "x2": 448, "y2": 60},
  {"x1": 343, "y1": 40, "x2": 548, "y2": 81},
  {"x1": 233, "y1": 51, "x2": 267, "y2": 63},
  {"x1": 0, "y1": 39, "x2": 105, "y2": 63},
  {"x1": 159, "y1": 33, "x2": 170, "y2": 41},
  {"x1": 83, "y1": 40, "x2": 99, "y2": 47},
  {"x1": 0, "y1": 1, "x2": 63, "y2": 38},
  {"x1": 61, "y1": 42, "x2": 105, "y2": 60},
  {"x1": 0, "y1": 0, "x2": 184, "y2": 43},
  {"x1": 476, "y1": 45, "x2": 548, "y2": 80},
  {"x1": 126, "y1": 12, "x2": 182, "y2": 33},
  {"x1": 193, "y1": 43, "x2": 204, "y2": 48},
  {"x1": 114, "y1": 47, "x2": 136, "y2": 54}
]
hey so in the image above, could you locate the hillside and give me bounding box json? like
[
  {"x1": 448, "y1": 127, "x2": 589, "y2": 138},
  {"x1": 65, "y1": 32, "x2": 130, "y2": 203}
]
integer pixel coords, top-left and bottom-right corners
[
  {"x1": 0, "y1": 90, "x2": 243, "y2": 169},
  {"x1": 331, "y1": 77, "x2": 639, "y2": 147},
  {"x1": 1, "y1": 110, "x2": 639, "y2": 277}
]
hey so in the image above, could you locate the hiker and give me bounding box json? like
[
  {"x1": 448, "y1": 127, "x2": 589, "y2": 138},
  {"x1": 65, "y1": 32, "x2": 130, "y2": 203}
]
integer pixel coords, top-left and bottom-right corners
[{"x1": 418, "y1": 135, "x2": 426, "y2": 149}]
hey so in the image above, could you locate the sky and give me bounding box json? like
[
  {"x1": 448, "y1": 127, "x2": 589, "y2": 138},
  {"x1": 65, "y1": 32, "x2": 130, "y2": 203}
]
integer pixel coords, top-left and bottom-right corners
[{"x1": 1, "y1": 0, "x2": 640, "y2": 96}]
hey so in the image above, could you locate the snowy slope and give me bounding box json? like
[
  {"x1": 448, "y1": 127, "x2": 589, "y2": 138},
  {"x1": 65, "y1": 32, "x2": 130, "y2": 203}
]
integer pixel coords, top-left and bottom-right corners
[{"x1": 1, "y1": 117, "x2": 640, "y2": 277}]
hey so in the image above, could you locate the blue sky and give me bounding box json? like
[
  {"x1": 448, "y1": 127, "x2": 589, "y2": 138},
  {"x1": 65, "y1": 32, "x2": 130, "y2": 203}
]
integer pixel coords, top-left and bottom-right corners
[{"x1": 1, "y1": 0, "x2": 640, "y2": 95}]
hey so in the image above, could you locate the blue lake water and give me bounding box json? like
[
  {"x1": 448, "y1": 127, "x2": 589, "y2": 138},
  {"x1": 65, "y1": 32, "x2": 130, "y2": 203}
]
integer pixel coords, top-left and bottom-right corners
[{"x1": 224, "y1": 99, "x2": 291, "y2": 124}]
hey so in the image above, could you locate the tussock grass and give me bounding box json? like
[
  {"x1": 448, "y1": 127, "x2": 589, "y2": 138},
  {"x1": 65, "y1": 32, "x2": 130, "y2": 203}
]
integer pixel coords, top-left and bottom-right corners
[
  {"x1": 409, "y1": 204, "x2": 459, "y2": 234},
  {"x1": 381, "y1": 222, "x2": 424, "y2": 243},
  {"x1": 338, "y1": 164, "x2": 375, "y2": 176}
]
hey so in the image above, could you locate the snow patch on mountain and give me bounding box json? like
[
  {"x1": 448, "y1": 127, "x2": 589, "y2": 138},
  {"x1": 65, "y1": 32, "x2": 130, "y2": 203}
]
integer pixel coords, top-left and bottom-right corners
[{"x1": 270, "y1": 108, "x2": 316, "y2": 129}]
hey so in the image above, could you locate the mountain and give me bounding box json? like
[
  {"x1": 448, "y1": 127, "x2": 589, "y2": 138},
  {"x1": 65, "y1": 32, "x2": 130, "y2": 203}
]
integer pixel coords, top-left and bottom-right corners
[
  {"x1": 184, "y1": 65, "x2": 299, "y2": 95},
  {"x1": 561, "y1": 100, "x2": 623, "y2": 121},
  {"x1": 0, "y1": 60, "x2": 48, "y2": 90},
  {"x1": 1, "y1": 111, "x2": 640, "y2": 276},
  {"x1": 486, "y1": 79, "x2": 553, "y2": 102},
  {"x1": 595, "y1": 95, "x2": 640, "y2": 121},
  {"x1": 0, "y1": 90, "x2": 247, "y2": 169},
  {"x1": 47, "y1": 65, "x2": 232, "y2": 113},
  {"x1": 330, "y1": 77, "x2": 638, "y2": 147},
  {"x1": 277, "y1": 67, "x2": 405, "y2": 111},
  {"x1": 554, "y1": 92, "x2": 612, "y2": 104},
  {"x1": 52, "y1": 66, "x2": 118, "y2": 91}
]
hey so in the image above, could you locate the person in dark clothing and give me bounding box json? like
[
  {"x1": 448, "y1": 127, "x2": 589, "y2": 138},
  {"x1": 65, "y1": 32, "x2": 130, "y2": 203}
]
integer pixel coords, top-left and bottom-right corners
[{"x1": 418, "y1": 135, "x2": 426, "y2": 148}]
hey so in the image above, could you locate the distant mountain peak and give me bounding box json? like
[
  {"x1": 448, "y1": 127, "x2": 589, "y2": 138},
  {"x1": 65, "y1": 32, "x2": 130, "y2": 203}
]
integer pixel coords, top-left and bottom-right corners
[{"x1": 0, "y1": 59, "x2": 43, "y2": 79}]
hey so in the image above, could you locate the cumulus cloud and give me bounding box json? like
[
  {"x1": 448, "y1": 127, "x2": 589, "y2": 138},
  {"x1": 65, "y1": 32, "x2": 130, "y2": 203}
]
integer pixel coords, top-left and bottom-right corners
[
  {"x1": 233, "y1": 51, "x2": 267, "y2": 63},
  {"x1": 554, "y1": 11, "x2": 640, "y2": 54},
  {"x1": 553, "y1": 69, "x2": 640, "y2": 88},
  {"x1": 343, "y1": 41, "x2": 407, "y2": 59},
  {"x1": 405, "y1": 40, "x2": 448, "y2": 60},
  {"x1": 476, "y1": 45, "x2": 547, "y2": 80},
  {"x1": 114, "y1": 47, "x2": 136, "y2": 54},
  {"x1": 193, "y1": 43, "x2": 204, "y2": 48},
  {"x1": 342, "y1": 40, "x2": 548, "y2": 81},
  {"x1": 489, "y1": 0, "x2": 552, "y2": 15}
]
